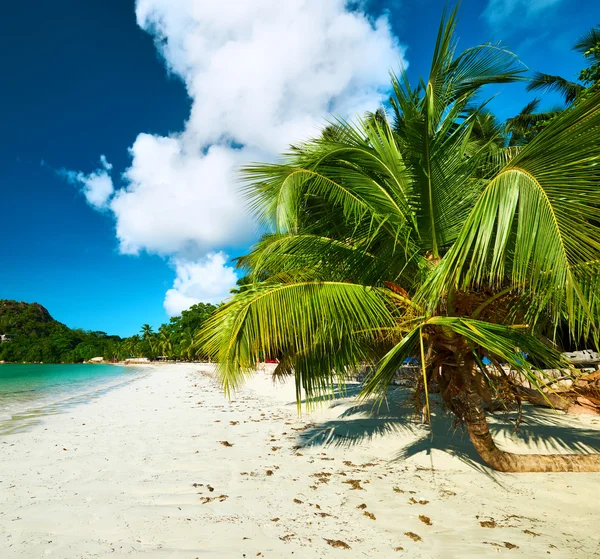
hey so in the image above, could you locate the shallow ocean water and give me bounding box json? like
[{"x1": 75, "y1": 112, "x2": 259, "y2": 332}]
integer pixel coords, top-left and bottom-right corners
[{"x1": 0, "y1": 364, "x2": 148, "y2": 435}]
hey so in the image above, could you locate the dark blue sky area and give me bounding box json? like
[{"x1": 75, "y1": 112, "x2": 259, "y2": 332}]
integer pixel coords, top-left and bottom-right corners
[
  {"x1": 1, "y1": 0, "x2": 598, "y2": 336},
  {"x1": 1, "y1": 0, "x2": 189, "y2": 335}
]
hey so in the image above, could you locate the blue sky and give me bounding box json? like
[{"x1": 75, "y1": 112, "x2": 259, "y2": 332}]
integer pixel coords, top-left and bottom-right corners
[{"x1": 1, "y1": 0, "x2": 598, "y2": 337}]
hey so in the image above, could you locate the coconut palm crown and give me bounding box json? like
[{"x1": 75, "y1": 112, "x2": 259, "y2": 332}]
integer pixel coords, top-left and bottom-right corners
[{"x1": 199, "y1": 8, "x2": 600, "y2": 472}]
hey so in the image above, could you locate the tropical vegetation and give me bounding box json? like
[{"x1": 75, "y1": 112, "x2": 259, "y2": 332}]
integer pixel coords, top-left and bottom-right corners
[
  {"x1": 0, "y1": 299, "x2": 216, "y2": 364},
  {"x1": 200, "y1": 7, "x2": 600, "y2": 472}
]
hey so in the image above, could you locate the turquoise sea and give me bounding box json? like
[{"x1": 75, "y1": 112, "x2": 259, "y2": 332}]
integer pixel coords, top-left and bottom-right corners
[{"x1": 0, "y1": 364, "x2": 148, "y2": 435}]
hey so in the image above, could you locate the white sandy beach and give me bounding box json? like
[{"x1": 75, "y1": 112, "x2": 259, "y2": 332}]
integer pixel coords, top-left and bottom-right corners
[{"x1": 1, "y1": 363, "x2": 599, "y2": 558}]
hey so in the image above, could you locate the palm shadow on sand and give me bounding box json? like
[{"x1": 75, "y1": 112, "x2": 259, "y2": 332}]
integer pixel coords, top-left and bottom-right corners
[{"x1": 293, "y1": 384, "x2": 600, "y2": 476}]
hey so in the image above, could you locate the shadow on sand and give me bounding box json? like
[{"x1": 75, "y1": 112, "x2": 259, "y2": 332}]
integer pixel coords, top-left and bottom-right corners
[{"x1": 293, "y1": 384, "x2": 600, "y2": 476}]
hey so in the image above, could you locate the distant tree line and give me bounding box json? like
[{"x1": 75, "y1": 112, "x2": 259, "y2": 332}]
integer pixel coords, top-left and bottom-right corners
[
  {"x1": 0, "y1": 299, "x2": 217, "y2": 363},
  {"x1": 123, "y1": 302, "x2": 217, "y2": 362}
]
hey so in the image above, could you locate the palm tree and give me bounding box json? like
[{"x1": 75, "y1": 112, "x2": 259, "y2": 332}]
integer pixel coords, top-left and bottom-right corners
[
  {"x1": 199, "y1": 7, "x2": 600, "y2": 472},
  {"x1": 179, "y1": 327, "x2": 195, "y2": 361},
  {"x1": 140, "y1": 324, "x2": 154, "y2": 340},
  {"x1": 139, "y1": 324, "x2": 158, "y2": 359},
  {"x1": 505, "y1": 25, "x2": 600, "y2": 147},
  {"x1": 576, "y1": 26, "x2": 600, "y2": 86},
  {"x1": 114, "y1": 340, "x2": 127, "y2": 361},
  {"x1": 527, "y1": 24, "x2": 600, "y2": 104},
  {"x1": 504, "y1": 98, "x2": 562, "y2": 146},
  {"x1": 157, "y1": 325, "x2": 173, "y2": 359},
  {"x1": 123, "y1": 335, "x2": 142, "y2": 358}
]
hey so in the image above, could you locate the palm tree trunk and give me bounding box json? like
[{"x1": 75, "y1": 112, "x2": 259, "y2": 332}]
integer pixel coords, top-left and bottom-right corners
[{"x1": 463, "y1": 369, "x2": 600, "y2": 472}]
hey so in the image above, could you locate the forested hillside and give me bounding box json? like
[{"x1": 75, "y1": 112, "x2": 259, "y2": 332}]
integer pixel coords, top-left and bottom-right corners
[
  {"x1": 0, "y1": 300, "x2": 216, "y2": 363},
  {"x1": 0, "y1": 300, "x2": 121, "y2": 363}
]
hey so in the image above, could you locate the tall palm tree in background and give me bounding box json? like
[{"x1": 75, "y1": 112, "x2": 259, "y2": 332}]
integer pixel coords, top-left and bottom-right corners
[
  {"x1": 504, "y1": 98, "x2": 563, "y2": 146},
  {"x1": 140, "y1": 324, "x2": 154, "y2": 341},
  {"x1": 157, "y1": 325, "x2": 173, "y2": 359},
  {"x1": 179, "y1": 328, "x2": 195, "y2": 361},
  {"x1": 139, "y1": 325, "x2": 156, "y2": 359},
  {"x1": 200, "y1": 7, "x2": 600, "y2": 472}
]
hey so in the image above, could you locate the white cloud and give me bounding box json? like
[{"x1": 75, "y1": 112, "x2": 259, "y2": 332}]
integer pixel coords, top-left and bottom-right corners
[
  {"x1": 110, "y1": 136, "x2": 257, "y2": 256},
  {"x1": 136, "y1": 0, "x2": 403, "y2": 152},
  {"x1": 163, "y1": 252, "x2": 238, "y2": 316},
  {"x1": 69, "y1": 0, "x2": 406, "y2": 313},
  {"x1": 64, "y1": 155, "x2": 114, "y2": 209},
  {"x1": 483, "y1": 0, "x2": 563, "y2": 26},
  {"x1": 119, "y1": 0, "x2": 404, "y2": 258}
]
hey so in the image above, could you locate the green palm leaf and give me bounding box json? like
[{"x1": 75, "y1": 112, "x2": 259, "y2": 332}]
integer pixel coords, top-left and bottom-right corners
[
  {"x1": 421, "y1": 90, "x2": 600, "y2": 340},
  {"x1": 526, "y1": 72, "x2": 584, "y2": 104},
  {"x1": 199, "y1": 281, "x2": 400, "y2": 395}
]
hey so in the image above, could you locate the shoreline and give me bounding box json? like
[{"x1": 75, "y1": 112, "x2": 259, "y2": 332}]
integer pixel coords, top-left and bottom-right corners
[
  {"x1": 0, "y1": 363, "x2": 152, "y2": 436},
  {"x1": 1, "y1": 363, "x2": 599, "y2": 557}
]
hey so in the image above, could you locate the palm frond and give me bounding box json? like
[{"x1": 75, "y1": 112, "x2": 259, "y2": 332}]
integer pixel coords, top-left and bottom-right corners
[
  {"x1": 424, "y1": 4, "x2": 526, "y2": 129},
  {"x1": 241, "y1": 117, "x2": 415, "y2": 242},
  {"x1": 359, "y1": 325, "x2": 422, "y2": 397},
  {"x1": 388, "y1": 7, "x2": 524, "y2": 257},
  {"x1": 198, "y1": 281, "x2": 400, "y2": 395},
  {"x1": 526, "y1": 72, "x2": 584, "y2": 104},
  {"x1": 505, "y1": 100, "x2": 563, "y2": 146},
  {"x1": 420, "y1": 91, "x2": 600, "y2": 339},
  {"x1": 238, "y1": 232, "x2": 426, "y2": 289},
  {"x1": 573, "y1": 25, "x2": 600, "y2": 60}
]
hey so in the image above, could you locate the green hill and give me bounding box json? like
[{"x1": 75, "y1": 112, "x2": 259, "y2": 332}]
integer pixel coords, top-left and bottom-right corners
[
  {"x1": 0, "y1": 300, "x2": 121, "y2": 363},
  {"x1": 0, "y1": 300, "x2": 68, "y2": 337},
  {"x1": 0, "y1": 299, "x2": 218, "y2": 364}
]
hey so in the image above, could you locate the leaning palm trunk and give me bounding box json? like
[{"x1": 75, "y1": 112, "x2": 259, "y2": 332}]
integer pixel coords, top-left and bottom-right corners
[
  {"x1": 431, "y1": 334, "x2": 600, "y2": 472},
  {"x1": 458, "y1": 362, "x2": 600, "y2": 472}
]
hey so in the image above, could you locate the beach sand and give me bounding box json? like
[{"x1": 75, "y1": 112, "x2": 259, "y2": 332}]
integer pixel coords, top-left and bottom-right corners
[{"x1": 1, "y1": 363, "x2": 599, "y2": 558}]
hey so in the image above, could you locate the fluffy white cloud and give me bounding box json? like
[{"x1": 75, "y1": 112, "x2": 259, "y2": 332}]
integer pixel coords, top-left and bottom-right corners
[
  {"x1": 64, "y1": 155, "x2": 114, "y2": 209},
  {"x1": 483, "y1": 0, "x2": 563, "y2": 26},
  {"x1": 116, "y1": 0, "x2": 405, "y2": 259},
  {"x1": 135, "y1": 0, "x2": 404, "y2": 152},
  {"x1": 163, "y1": 252, "x2": 238, "y2": 316},
  {"x1": 70, "y1": 1, "x2": 406, "y2": 312},
  {"x1": 110, "y1": 136, "x2": 257, "y2": 256}
]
